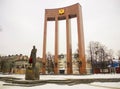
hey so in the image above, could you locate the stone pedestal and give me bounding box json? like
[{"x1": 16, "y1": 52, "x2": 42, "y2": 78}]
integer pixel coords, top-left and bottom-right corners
[{"x1": 25, "y1": 67, "x2": 39, "y2": 80}]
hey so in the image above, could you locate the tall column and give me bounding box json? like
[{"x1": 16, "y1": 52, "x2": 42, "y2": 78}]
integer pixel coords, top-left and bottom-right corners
[
  {"x1": 77, "y1": 6, "x2": 86, "y2": 74},
  {"x1": 42, "y1": 16, "x2": 47, "y2": 74},
  {"x1": 66, "y1": 15, "x2": 72, "y2": 74},
  {"x1": 54, "y1": 16, "x2": 59, "y2": 74}
]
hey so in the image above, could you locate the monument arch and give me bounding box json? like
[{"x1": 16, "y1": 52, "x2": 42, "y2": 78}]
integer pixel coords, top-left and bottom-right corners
[{"x1": 42, "y1": 3, "x2": 86, "y2": 74}]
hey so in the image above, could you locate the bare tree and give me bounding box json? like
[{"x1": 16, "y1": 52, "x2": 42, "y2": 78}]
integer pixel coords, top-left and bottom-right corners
[
  {"x1": 117, "y1": 50, "x2": 120, "y2": 59},
  {"x1": 46, "y1": 52, "x2": 54, "y2": 74},
  {"x1": 87, "y1": 41, "x2": 110, "y2": 73},
  {"x1": 87, "y1": 41, "x2": 100, "y2": 73},
  {"x1": 107, "y1": 49, "x2": 114, "y2": 60}
]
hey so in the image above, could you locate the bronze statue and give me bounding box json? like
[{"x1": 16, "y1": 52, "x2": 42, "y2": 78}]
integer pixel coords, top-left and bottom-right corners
[
  {"x1": 26, "y1": 46, "x2": 39, "y2": 80},
  {"x1": 29, "y1": 46, "x2": 37, "y2": 68}
]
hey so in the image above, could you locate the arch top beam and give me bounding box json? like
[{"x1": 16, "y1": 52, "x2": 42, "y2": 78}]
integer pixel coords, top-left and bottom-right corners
[{"x1": 45, "y1": 3, "x2": 81, "y2": 21}]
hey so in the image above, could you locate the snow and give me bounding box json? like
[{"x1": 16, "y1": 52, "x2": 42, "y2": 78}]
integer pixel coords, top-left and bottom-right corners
[
  {"x1": 91, "y1": 82, "x2": 120, "y2": 89},
  {"x1": 0, "y1": 74, "x2": 120, "y2": 80},
  {"x1": 0, "y1": 74, "x2": 120, "y2": 89},
  {"x1": 40, "y1": 74, "x2": 120, "y2": 80},
  {"x1": 1, "y1": 82, "x2": 120, "y2": 89}
]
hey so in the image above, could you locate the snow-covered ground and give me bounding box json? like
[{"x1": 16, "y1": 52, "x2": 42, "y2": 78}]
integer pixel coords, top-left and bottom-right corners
[
  {"x1": 0, "y1": 74, "x2": 120, "y2": 89},
  {"x1": 0, "y1": 74, "x2": 120, "y2": 80}
]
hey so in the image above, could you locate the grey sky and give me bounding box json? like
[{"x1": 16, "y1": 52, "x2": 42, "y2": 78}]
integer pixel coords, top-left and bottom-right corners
[{"x1": 0, "y1": 0, "x2": 120, "y2": 57}]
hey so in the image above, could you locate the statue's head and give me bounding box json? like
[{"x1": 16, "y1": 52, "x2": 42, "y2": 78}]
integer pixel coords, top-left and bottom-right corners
[{"x1": 33, "y1": 45, "x2": 35, "y2": 49}]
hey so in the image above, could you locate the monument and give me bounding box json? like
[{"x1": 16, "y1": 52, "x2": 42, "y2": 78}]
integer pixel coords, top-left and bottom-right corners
[
  {"x1": 42, "y1": 3, "x2": 86, "y2": 74},
  {"x1": 25, "y1": 46, "x2": 39, "y2": 80}
]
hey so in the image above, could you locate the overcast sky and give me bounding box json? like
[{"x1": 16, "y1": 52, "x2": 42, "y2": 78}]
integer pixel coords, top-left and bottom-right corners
[{"x1": 0, "y1": 0, "x2": 120, "y2": 57}]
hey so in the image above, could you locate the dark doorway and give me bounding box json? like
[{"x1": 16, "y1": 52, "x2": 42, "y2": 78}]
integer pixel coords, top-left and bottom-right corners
[{"x1": 59, "y1": 70, "x2": 65, "y2": 74}]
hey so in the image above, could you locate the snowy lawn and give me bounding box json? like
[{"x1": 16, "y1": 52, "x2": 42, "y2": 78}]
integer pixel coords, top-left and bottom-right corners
[
  {"x1": 0, "y1": 81, "x2": 120, "y2": 89},
  {"x1": 0, "y1": 74, "x2": 120, "y2": 80},
  {"x1": 0, "y1": 74, "x2": 120, "y2": 89}
]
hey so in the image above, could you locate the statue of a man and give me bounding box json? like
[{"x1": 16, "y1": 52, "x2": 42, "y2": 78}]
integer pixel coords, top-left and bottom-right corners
[{"x1": 29, "y1": 46, "x2": 37, "y2": 68}]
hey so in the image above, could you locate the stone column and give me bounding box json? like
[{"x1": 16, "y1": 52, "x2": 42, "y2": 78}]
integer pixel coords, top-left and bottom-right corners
[
  {"x1": 54, "y1": 16, "x2": 59, "y2": 74},
  {"x1": 66, "y1": 15, "x2": 72, "y2": 74},
  {"x1": 42, "y1": 16, "x2": 47, "y2": 74},
  {"x1": 77, "y1": 5, "x2": 86, "y2": 74}
]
